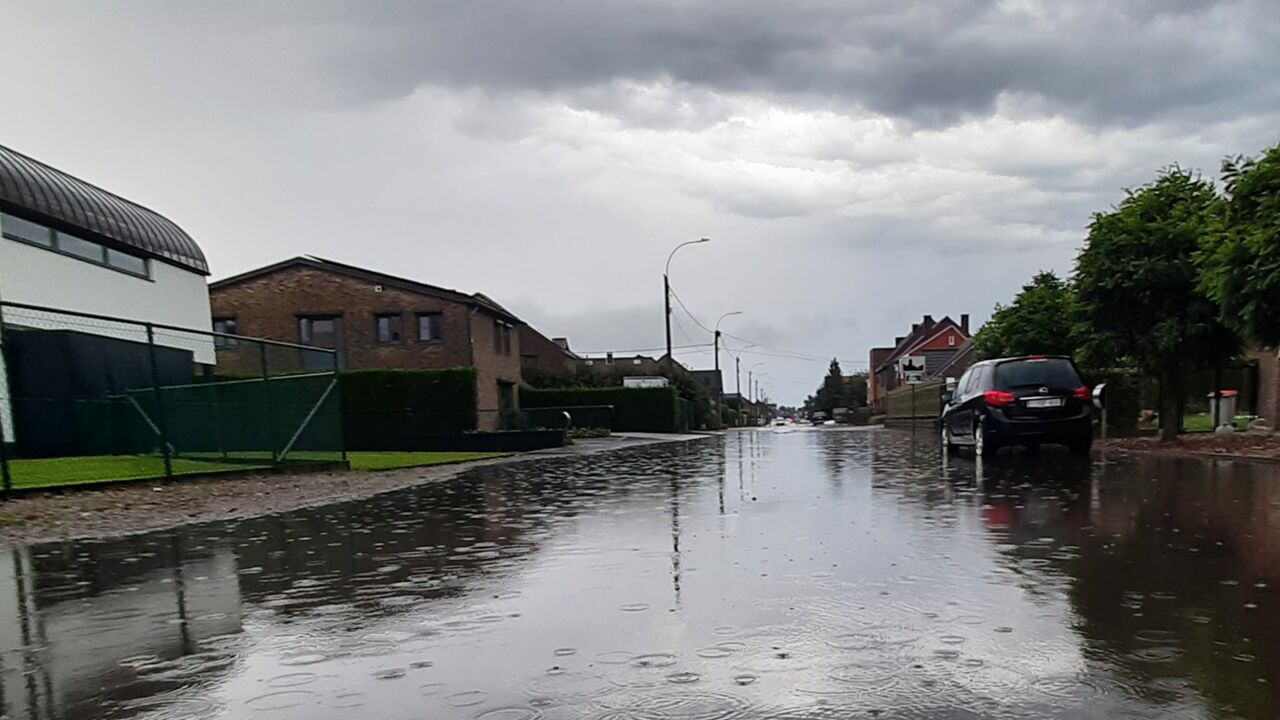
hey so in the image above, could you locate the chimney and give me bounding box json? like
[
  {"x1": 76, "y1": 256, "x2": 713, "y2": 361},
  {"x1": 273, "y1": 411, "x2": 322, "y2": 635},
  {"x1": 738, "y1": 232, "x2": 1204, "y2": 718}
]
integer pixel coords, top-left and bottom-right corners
[
  {"x1": 960, "y1": 314, "x2": 970, "y2": 334},
  {"x1": 923, "y1": 314, "x2": 934, "y2": 327},
  {"x1": 911, "y1": 324, "x2": 920, "y2": 332},
  {"x1": 553, "y1": 337, "x2": 570, "y2": 350},
  {"x1": 894, "y1": 336, "x2": 905, "y2": 345}
]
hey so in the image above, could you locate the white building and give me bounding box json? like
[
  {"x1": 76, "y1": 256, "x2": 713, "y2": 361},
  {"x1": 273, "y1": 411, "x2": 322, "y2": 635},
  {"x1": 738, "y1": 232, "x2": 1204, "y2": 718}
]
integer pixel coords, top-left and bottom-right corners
[{"x1": 0, "y1": 143, "x2": 213, "y2": 450}]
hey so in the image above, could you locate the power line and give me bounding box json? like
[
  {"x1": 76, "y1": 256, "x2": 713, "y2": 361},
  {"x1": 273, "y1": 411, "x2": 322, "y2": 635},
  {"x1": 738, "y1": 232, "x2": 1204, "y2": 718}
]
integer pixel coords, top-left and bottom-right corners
[
  {"x1": 667, "y1": 285, "x2": 713, "y2": 334},
  {"x1": 576, "y1": 342, "x2": 710, "y2": 355}
]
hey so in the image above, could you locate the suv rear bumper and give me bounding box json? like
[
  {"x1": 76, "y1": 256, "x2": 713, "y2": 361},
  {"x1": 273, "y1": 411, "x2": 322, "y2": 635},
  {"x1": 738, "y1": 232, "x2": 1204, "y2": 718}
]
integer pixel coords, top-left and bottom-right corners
[{"x1": 985, "y1": 409, "x2": 1091, "y2": 445}]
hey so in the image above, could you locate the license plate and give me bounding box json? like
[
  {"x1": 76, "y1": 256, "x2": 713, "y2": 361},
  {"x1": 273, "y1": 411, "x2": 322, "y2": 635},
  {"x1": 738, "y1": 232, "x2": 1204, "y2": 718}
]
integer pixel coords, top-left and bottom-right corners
[{"x1": 1025, "y1": 397, "x2": 1063, "y2": 408}]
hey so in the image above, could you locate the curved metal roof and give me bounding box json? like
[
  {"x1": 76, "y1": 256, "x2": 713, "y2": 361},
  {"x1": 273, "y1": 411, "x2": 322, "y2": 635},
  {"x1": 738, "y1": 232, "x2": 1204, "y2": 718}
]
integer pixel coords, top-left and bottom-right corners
[{"x1": 0, "y1": 144, "x2": 208, "y2": 274}]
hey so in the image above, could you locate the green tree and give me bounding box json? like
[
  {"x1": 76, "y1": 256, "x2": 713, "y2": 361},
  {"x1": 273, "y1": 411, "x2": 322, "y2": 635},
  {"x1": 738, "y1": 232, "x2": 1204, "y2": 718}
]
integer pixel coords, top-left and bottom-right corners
[
  {"x1": 814, "y1": 358, "x2": 845, "y2": 413},
  {"x1": 1199, "y1": 143, "x2": 1280, "y2": 347},
  {"x1": 844, "y1": 371, "x2": 869, "y2": 408},
  {"x1": 972, "y1": 271, "x2": 1076, "y2": 359},
  {"x1": 1073, "y1": 167, "x2": 1236, "y2": 441}
]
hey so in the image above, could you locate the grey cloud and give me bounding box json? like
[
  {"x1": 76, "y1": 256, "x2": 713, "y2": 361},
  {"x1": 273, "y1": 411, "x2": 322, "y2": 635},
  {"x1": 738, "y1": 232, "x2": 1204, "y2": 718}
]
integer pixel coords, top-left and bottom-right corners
[{"x1": 280, "y1": 0, "x2": 1280, "y2": 129}]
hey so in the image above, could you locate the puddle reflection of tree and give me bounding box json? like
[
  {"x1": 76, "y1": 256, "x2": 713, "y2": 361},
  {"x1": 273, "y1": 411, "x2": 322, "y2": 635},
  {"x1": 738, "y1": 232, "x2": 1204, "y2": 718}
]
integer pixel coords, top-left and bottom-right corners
[{"x1": 981, "y1": 455, "x2": 1280, "y2": 718}]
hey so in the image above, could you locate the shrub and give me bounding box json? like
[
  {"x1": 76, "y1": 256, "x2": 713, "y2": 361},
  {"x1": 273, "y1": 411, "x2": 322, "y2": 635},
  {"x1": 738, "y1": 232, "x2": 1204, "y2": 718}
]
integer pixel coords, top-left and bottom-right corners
[
  {"x1": 340, "y1": 369, "x2": 478, "y2": 447},
  {"x1": 522, "y1": 387, "x2": 683, "y2": 432}
]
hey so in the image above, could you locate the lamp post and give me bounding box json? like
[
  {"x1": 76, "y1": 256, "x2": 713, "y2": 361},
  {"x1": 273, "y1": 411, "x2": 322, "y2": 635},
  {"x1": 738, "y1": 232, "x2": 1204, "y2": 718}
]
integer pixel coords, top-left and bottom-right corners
[
  {"x1": 713, "y1": 311, "x2": 742, "y2": 427},
  {"x1": 748, "y1": 362, "x2": 764, "y2": 403},
  {"x1": 746, "y1": 361, "x2": 763, "y2": 426},
  {"x1": 734, "y1": 344, "x2": 754, "y2": 427},
  {"x1": 664, "y1": 238, "x2": 710, "y2": 373}
]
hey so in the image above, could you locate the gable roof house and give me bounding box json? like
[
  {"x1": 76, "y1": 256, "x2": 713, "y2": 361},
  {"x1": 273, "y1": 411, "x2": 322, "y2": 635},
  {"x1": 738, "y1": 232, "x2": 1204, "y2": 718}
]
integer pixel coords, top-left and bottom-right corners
[
  {"x1": 208, "y1": 256, "x2": 525, "y2": 431},
  {"x1": 868, "y1": 314, "x2": 971, "y2": 412}
]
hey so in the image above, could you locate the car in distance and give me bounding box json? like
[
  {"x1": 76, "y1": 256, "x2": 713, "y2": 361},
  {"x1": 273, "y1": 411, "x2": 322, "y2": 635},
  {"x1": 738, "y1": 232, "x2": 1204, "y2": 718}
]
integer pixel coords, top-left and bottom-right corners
[{"x1": 941, "y1": 355, "x2": 1093, "y2": 457}]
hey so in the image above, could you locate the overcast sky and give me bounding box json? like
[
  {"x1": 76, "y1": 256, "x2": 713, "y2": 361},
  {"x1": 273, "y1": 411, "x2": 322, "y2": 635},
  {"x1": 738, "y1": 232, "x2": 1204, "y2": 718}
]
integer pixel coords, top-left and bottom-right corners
[{"x1": 4, "y1": 1, "x2": 1278, "y2": 403}]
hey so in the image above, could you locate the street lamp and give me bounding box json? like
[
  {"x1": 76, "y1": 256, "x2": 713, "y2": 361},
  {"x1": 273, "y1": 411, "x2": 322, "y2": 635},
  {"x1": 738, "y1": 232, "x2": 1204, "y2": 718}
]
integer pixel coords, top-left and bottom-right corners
[
  {"x1": 734, "y1": 344, "x2": 755, "y2": 399},
  {"x1": 748, "y1": 362, "x2": 764, "y2": 403},
  {"x1": 733, "y1": 345, "x2": 754, "y2": 428},
  {"x1": 664, "y1": 238, "x2": 710, "y2": 372},
  {"x1": 713, "y1": 311, "x2": 742, "y2": 427}
]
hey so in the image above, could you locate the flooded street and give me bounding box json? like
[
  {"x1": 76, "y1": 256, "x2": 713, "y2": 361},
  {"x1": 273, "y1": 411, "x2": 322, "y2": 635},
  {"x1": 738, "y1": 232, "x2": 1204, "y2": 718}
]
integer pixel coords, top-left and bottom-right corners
[{"x1": 2, "y1": 428, "x2": 1278, "y2": 720}]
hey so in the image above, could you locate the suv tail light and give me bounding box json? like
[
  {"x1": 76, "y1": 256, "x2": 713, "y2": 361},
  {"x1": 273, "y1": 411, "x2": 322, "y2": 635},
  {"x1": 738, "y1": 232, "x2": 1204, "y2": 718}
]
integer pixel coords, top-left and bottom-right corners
[
  {"x1": 984, "y1": 390, "x2": 1017, "y2": 407},
  {"x1": 1072, "y1": 385, "x2": 1090, "y2": 401}
]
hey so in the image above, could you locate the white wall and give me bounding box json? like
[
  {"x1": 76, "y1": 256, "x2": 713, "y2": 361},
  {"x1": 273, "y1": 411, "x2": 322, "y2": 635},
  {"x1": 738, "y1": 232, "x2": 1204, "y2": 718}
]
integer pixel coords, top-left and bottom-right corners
[{"x1": 0, "y1": 231, "x2": 215, "y2": 443}]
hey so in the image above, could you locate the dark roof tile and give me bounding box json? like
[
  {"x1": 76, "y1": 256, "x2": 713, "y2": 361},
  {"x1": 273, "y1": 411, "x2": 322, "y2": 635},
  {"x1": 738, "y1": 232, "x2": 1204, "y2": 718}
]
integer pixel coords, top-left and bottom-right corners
[{"x1": 0, "y1": 144, "x2": 207, "y2": 274}]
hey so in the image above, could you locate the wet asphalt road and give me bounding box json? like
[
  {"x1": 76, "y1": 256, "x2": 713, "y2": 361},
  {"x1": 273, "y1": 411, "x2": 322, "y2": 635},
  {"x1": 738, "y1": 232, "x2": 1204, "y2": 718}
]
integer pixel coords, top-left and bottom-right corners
[{"x1": 1, "y1": 427, "x2": 1277, "y2": 719}]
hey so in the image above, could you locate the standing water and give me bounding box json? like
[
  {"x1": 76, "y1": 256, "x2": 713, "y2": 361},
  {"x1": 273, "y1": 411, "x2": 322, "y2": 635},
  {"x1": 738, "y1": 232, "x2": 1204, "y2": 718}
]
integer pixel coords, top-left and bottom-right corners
[{"x1": 0, "y1": 428, "x2": 1276, "y2": 719}]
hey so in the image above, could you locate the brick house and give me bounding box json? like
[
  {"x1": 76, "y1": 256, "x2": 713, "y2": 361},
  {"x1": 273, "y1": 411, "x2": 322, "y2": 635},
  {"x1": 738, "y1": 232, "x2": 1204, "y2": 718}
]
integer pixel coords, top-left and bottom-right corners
[
  {"x1": 519, "y1": 326, "x2": 578, "y2": 374},
  {"x1": 208, "y1": 256, "x2": 523, "y2": 431},
  {"x1": 868, "y1": 314, "x2": 971, "y2": 411}
]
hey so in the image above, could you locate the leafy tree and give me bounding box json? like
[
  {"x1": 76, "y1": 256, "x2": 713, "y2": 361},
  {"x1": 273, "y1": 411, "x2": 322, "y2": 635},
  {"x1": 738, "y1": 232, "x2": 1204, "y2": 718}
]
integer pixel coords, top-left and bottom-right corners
[
  {"x1": 814, "y1": 359, "x2": 845, "y2": 413},
  {"x1": 972, "y1": 271, "x2": 1076, "y2": 359},
  {"x1": 1073, "y1": 167, "x2": 1237, "y2": 441},
  {"x1": 985, "y1": 273, "x2": 1070, "y2": 357},
  {"x1": 844, "y1": 372, "x2": 869, "y2": 408},
  {"x1": 1199, "y1": 143, "x2": 1280, "y2": 347}
]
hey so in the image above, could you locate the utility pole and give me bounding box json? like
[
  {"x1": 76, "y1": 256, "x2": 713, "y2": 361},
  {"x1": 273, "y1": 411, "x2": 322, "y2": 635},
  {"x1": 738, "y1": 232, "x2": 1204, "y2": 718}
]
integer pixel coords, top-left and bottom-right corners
[
  {"x1": 664, "y1": 238, "x2": 710, "y2": 373},
  {"x1": 713, "y1": 312, "x2": 741, "y2": 429}
]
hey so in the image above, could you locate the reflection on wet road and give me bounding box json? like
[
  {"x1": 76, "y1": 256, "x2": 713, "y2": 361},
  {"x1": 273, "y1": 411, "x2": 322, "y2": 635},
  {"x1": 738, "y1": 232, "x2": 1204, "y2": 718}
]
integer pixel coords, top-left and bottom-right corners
[{"x1": 2, "y1": 428, "x2": 1277, "y2": 719}]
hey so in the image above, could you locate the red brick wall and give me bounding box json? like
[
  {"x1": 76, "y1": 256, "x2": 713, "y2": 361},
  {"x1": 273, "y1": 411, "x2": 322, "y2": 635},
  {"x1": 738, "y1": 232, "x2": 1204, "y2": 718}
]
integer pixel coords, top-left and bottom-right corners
[
  {"x1": 916, "y1": 326, "x2": 967, "y2": 351},
  {"x1": 471, "y1": 314, "x2": 523, "y2": 430},
  {"x1": 209, "y1": 265, "x2": 523, "y2": 429}
]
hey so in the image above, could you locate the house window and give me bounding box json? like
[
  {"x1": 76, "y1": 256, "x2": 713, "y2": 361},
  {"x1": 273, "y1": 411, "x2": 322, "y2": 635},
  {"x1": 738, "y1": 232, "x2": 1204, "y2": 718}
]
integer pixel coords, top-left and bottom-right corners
[
  {"x1": 948, "y1": 334, "x2": 956, "y2": 347},
  {"x1": 493, "y1": 320, "x2": 512, "y2": 355},
  {"x1": 416, "y1": 312, "x2": 443, "y2": 343},
  {"x1": 1, "y1": 212, "x2": 53, "y2": 247},
  {"x1": 633, "y1": 358, "x2": 643, "y2": 366},
  {"x1": 375, "y1": 313, "x2": 403, "y2": 343},
  {"x1": 299, "y1": 316, "x2": 342, "y2": 370},
  {"x1": 106, "y1": 248, "x2": 148, "y2": 276},
  {"x1": 1, "y1": 211, "x2": 150, "y2": 277},
  {"x1": 212, "y1": 317, "x2": 239, "y2": 348},
  {"x1": 300, "y1": 316, "x2": 339, "y2": 347},
  {"x1": 57, "y1": 232, "x2": 106, "y2": 262}
]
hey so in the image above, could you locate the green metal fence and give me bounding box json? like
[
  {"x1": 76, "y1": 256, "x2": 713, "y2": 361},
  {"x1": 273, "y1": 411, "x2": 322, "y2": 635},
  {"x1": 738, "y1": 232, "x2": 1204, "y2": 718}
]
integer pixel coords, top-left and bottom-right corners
[{"x1": 0, "y1": 301, "x2": 346, "y2": 492}]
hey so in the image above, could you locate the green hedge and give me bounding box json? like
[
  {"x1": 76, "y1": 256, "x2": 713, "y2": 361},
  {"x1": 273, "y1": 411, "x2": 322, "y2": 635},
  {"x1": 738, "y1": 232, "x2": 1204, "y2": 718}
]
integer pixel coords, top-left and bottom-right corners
[
  {"x1": 340, "y1": 369, "x2": 478, "y2": 445},
  {"x1": 522, "y1": 387, "x2": 684, "y2": 432},
  {"x1": 1079, "y1": 367, "x2": 1140, "y2": 436}
]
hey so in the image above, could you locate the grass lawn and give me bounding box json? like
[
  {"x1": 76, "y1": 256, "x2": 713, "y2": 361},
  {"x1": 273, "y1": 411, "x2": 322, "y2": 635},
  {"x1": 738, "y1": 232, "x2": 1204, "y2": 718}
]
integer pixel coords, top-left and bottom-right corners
[
  {"x1": 6, "y1": 455, "x2": 269, "y2": 490},
  {"x1": 3, "y1": 451, "x2": 509, "y2": 490},
  {"x1": 345, "y1": 451, "x2": 508, "y2": 471},
  {"x1": 1181, "y1": 413, "x2": 1248, "y2": 433}
]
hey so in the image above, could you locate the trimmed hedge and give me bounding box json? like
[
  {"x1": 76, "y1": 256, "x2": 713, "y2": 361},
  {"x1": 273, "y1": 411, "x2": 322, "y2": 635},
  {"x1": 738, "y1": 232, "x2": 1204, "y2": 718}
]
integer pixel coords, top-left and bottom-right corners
[
  {"x1": 522, "y1": 387, "x2": 684, "y2": 433},
  {"x1": 340, "y1": 369, "x2": 478, "y2": 447}
]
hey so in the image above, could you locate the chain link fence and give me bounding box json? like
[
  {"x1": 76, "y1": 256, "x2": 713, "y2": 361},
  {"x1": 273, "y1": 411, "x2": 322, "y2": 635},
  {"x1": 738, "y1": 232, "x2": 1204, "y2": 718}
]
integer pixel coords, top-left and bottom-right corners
[{"x1": 0, "y1": 301, "x2": 345, "y2": 492}]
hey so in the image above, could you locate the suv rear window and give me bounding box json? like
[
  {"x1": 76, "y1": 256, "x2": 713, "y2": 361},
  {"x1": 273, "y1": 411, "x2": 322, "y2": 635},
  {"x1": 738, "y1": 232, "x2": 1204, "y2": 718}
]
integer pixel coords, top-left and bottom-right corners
[{"x1": 993, "y1": 358, "x2": 1081, "y2": 389}]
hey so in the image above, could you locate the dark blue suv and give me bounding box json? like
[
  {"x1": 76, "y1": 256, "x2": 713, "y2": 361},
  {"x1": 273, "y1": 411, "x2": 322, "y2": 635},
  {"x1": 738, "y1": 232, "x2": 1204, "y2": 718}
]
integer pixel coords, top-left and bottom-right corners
[{"x1": 941, "y1": 356, "x2": 1093, "y2": 457}]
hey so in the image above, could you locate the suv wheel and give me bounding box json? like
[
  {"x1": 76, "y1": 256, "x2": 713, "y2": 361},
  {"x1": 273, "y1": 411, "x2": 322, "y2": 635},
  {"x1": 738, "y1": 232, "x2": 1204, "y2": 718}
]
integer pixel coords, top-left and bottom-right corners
[{"x1": 1069, "y1": 436, "x2": 1093, "y2": 458}]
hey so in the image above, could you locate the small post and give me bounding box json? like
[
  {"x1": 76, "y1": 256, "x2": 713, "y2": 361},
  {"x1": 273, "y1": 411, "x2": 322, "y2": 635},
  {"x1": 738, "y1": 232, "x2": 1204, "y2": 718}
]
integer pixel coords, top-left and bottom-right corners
[
  {"x1": 0, "y1": 409, "x2": 11, "y2": 495},
  {"x1": 146, "y1": 324, "x2": 174, "y2": 478},
  {"x1": 0, "y1": 304, "x2": 11, "y2": 493},
  {"x1": 1211, "y1": 361, "x2": 1223, "y2": 429},
  {"x1": 260, "y1": 343, "x2": 278, "y2": 463},
  {"x1": 336, "y1": 353, "x2": 347, "y2": 463}
]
